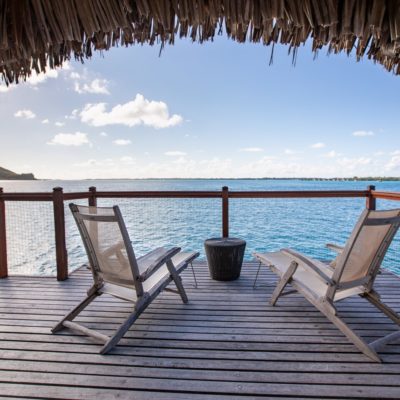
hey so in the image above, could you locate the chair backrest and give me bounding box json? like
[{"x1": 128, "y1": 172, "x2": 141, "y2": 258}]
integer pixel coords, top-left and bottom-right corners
[
  {"x1": 70, "y1": 204, "x2": 143, "y2": 296},
  {"x1": 332, "y1": 208, "x2": 400, "y2": 287}
]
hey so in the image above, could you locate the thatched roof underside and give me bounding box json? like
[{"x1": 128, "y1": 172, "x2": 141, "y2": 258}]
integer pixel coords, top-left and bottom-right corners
[{"x1": 1, "y1": 0, "x2": 400, "y2": 85}]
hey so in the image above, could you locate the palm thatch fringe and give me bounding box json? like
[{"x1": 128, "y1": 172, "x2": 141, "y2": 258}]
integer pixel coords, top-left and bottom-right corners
[{"x1": 1, "y1": 0, "x2": 399, "y2": 85}]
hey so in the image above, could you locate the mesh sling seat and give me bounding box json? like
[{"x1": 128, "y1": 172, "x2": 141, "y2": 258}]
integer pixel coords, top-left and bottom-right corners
[
  {"x1": 52, "y1": 204, "x2": 199, "y2": 354},
  {"x1": 254, "y1": 208, "x2": 400, "y2": 362}
]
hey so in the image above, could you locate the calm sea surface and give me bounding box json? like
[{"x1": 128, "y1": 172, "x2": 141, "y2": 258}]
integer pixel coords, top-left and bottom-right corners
[{"x1": 2, "y1": 179, "x2": 400, "y2": 276}]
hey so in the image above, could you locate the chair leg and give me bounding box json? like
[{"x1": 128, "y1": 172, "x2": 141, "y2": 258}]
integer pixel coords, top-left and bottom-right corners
[
  {"x1": 270, "y1": 261, "x2": 298, "y2": 306},
  {"x1": 253, "y1": 261, "x2": 262, "y2": 289},
  {"x1": 329, "y1": 312, "x2": 381, "y2": 363},
  {"x1": 314, "y1": 302, "x2": 381, "y2": 363},
  {"x1": 100, "y1": 308, "x2": 142, "y2": 354},
  {"x1": 190, "y1": 262, "x2": 198, "y2": 288},
  {"x1": 370, "y1": 331, "x2": 400, "y2": 353},
  {"x1": 362, "y1": 291, "x2": 400, "y2": 353},
  {"x1": 52, "y1": 291, "x2": 100, "y2": 333},
  {"x1": 364, "y1": 291, "x2": 400, "y2": 325},
  {"x1": 166, "y1": 260, "x2": 188, "y2": 304}
]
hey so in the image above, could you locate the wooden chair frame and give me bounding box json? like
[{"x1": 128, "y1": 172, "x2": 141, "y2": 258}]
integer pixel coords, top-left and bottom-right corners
[
  {"x1": 254, "y1": 208, "x2": 400, "y2": 362},
  {"x1": 52, "y1": 204, "x2": 199, "y2": 354}
]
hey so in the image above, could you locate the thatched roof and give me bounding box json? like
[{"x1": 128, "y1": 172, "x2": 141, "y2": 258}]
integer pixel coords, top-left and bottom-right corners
[{"x1": 1, "y1": 1, "x2": 400, "y2": 85}]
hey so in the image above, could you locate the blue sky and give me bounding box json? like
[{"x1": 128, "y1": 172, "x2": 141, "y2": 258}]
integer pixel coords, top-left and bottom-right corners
[{"x1": 1, "y1": 36, "x2": 399, "y2": 179}]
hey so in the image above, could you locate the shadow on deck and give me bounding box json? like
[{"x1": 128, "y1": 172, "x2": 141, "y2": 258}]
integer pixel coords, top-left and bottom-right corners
[{"x1": 1, "y1": 262, "x2": 400, "y2": 399}]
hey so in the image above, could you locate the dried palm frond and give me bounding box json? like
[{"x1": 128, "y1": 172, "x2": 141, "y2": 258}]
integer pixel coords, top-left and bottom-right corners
[{"x1": 0, "y1": 0, "x2": 399, "y2": 85}]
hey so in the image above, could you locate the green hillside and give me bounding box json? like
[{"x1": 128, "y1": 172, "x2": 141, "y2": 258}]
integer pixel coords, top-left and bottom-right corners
[{"x1": 0, "y1": 166, "x2": 35, "y2": 180}]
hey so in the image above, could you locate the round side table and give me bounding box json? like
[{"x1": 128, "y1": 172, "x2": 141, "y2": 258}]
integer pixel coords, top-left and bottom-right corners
[{"x1": 204, "y1": 237, "x2": 246, "y2": 281}]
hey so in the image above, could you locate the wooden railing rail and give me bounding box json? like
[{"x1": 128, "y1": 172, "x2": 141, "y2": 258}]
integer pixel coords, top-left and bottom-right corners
[
  {"x1": 88, "y1": 186, "x2": 97, "y2": 207},
  {"x1": 371, "y1": 191, "x2": 400, "y2": 201},
  {"x1": 1, "y1": 193, "x2": 54, "y2": 201},
  {"x1": 0, "y1": 184, "x2": 398, "y2": 280},
  {"x1": 366, "y1": 185, "x2": 376, "y2": 210},
  {"x1": 222, "y1": 186, "x2": 229, "y2": 237},
  {"x1": 0, "y1": 188, "x2": 7, "y2": 279},
  {"x1": 93, "y1": 191, "x2": 223, "y2": 198},
  {"x1": 0, "y1": 189, "x2": 370, "y2": 201},
  {"x1": 228, "y1": 190, "x2": 369, "y2": 198},
  {"x1": 53, "y1": 188, "x2": 68, "y2": 281},
  {"x1": 62, "y1": 192, "x2": 91, "y2": 201}
]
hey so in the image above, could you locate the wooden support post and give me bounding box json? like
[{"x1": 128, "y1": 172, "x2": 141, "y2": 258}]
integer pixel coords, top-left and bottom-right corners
[
  {"x1": 222, "y1": 186, "x2": 229, "y2": 238},
  {"x1": 88, "y1": 186, "x2": 97, "y2": 207},
  {"x1": 53, "y1": 187, "x2": 68, "y2": 281},
  {"x1": 366, "y1": 185, "x2": 376, "y2": 210},
  {"x1": 0, "y1": 188, "x2": 7, "y2": 278}
]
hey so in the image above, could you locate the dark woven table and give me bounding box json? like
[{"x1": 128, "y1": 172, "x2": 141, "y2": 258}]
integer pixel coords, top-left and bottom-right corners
[{"x1": 204, "y1": 237, "x2": 246, "y2": 281}]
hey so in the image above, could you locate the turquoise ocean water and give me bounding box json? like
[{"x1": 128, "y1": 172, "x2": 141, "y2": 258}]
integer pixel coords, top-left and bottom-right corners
[{"x1": 2, "y1": 179, "x2": 400, "y2": 276}]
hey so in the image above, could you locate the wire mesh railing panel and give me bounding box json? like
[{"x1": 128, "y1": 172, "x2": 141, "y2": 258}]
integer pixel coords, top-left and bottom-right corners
[
  {"x1": 64, "y1": 199, "x2": 89, "y2": 272},
  {"x1": 230, "y1": 197, "x2": 400, "y2": 275},
  {"x1": 230, "y1": 197, "x2": 365, "y2": 261},
  {"x1": 65, "y1": 198, "x2": 221, "y2": 271},
  {"x1": 376, "y1": 199, "x2": 400, "y2": 275},
  {"x1": 4, "y1": 194, "x2": 400, "y2": 277},
  {"x1": 5, "y1": 201, "x2": 56, "y2": 275}
]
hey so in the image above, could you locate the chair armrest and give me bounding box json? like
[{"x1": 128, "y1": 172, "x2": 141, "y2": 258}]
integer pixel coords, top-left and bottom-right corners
[
  {"x1": 139, "y1": 247, "x2": 181, "y2": 282},
  {"x1": 326, "y1": 243, "x2": 344, "y2": 253},
  {"x1": 281, "y1": 248, "x2": 334, "y2": 286}
]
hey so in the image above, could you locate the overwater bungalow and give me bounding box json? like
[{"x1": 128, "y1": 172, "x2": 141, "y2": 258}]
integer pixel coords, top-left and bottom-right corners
[{"x1": 2, "y1": 1, "x2": 400, "y2": 399}]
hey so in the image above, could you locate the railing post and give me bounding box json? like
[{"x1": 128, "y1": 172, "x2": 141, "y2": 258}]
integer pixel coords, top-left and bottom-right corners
[
  {"x1": 222, "y1": 186, "x2": 229, "y2": 238},
  {"x1": 89, "y1": 186, "x2": 97, "y2": 207},
  {"x1": 0, "y1": 188, "x2": 7, "y2": 278},
  {"x1": 53, "y1": 187, "x2": 68, "y2": 280},
  {"x1": 366, "y1": 185, "x2": 376, "y2": 210}
]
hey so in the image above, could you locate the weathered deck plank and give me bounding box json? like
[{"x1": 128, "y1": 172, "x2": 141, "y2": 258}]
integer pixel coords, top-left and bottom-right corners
[{"x1": 1, "y1": 262, "x2": 400, "y2": 399}]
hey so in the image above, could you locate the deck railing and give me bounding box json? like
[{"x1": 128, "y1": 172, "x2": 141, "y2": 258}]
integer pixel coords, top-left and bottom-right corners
[{"x1": 1, "y1": 184, "x2": 399, "y2": 280}]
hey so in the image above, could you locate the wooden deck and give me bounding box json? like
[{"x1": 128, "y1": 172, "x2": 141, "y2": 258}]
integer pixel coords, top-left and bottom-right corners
[{"x1": 1, "y1": 262, "x2": 400, "y2": 399}]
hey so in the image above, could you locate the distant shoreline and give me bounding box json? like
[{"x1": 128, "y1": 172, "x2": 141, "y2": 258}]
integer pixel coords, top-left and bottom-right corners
[
  {"x1": 3, "y1": 177, "x2": 399, "y2": 182},
  {"x1": 78, "y1": 177, "x2": 399, "y2": 181}
]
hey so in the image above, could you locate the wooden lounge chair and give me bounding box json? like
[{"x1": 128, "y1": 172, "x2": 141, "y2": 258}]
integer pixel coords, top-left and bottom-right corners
[
  {"x1": 52, "y1": 204, "x2": 199, "y2": 354},
  {"x1": 253, "y1": 208, "x2": 400, "y2": 362}
]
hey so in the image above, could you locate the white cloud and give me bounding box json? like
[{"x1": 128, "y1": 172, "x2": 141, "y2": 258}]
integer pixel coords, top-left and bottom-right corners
[
  {"x1": 310, "y1": 142, "x2": 325, "y2": 149},
  {"x1": 1, "y1": 63, "x2": 66, "y2": 93},
  {"x1": 284, "y1": 149, "x2": 300, "y2": 155},
  {"x1": 337, "y1": 157, "x2": 372, "y2": 170},
  {"x1": 55, "y1": 121, "x2": 65, "y2": 127},
  {"x1": 73, "y1": 158, "x2": 114, "y2": 168},
  {"x1": 42, "y1": 119, "x2": 49, "y2": 124},
  {"x1": 99, "y1": 132, "x2": 108, "y2": 137},
  {"x1": 70, "y1": 72, "x2": 81, "y2": 80},
  {"x1": 352, "y1": 130, "x2": 374, "y2": 137},
  {"x1": 323, "y1": 150, "x2": 337, "y2": 158},
  {"x1": 65, "y1": 109, "x2": 79, "y2": 120},
  {"x1": 74, "y1": 78, "x2": 110, "y2": 95},
  {"x1": 385, "y1": 155, "x2": 400, "y2": 171},
  {"x1": 0, "y1": 85, "x2": 13, "y2": 93},
  {"x1": 113, "y1": 139, "x2": 131, "y2": 146},
  {"x1": 80, "y1": 94, "x2": 183, "y2": 129},
  {"x1": 165, "y1": 151, "x2": 187, "y2": 156},
  {"x1": 25, "y1": 69, "x2": 59, "y2": 86},
  {"x1": 240, "y1": 147, "x2": 264, "y2": 152},
  {"x1": 14, "y1": 109, "x2": 36, "y2": 119},
  {"x1": 55, "y1": 150, "x2": 393, "y2": 179},
  {"x1": 47, "y1": 132, "x2": 90, "y2": 146},
  {"x1": 120, "y1": 156, "x2": 135, "y2": 164}
]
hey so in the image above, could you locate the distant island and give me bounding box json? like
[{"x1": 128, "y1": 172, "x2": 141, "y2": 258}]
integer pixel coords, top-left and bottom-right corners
[{"x1": 0, "y1": 166, "x2": 35, "y2": 180}]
